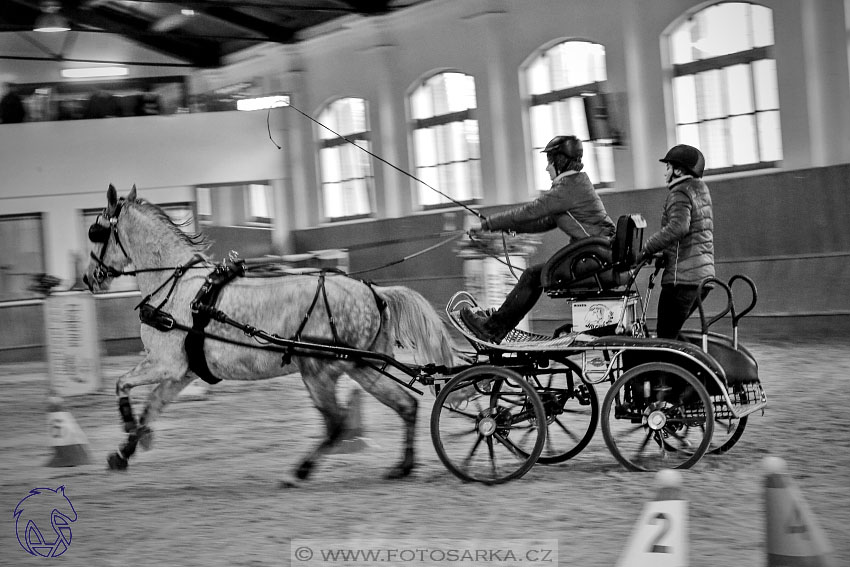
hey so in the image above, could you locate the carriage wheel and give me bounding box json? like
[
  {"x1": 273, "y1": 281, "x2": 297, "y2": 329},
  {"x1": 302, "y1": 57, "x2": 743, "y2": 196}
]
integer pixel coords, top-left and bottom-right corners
[
  {"x1": 519, "y1": 363, "x2": 599, "y2": 464},
  {"x1": 430, "y1": 366, "x2": 546, "y2": 484},
  {"x1": 709, "y1": 414, "x2": 747, "y2": 454},
  {"x1": 601, "y1": 362, "x2": 714, "y2": 471}
]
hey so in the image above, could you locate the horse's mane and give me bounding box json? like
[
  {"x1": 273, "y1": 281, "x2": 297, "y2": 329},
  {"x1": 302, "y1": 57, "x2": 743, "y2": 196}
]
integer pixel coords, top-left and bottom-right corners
[{"x1": 128, "y1": 198, "x2": 212, "y2": 252}]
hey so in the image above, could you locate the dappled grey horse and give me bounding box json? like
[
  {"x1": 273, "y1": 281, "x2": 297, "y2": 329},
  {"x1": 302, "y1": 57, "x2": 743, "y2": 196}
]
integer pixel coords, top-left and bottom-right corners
[{"x1": 85, "y1": 184, "x2": 455, "y2": 484}]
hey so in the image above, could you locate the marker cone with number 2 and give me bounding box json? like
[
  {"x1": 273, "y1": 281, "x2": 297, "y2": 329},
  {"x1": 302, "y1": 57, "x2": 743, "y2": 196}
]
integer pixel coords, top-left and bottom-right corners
[
  {"x1": 617, "y1": 469, "x2": 687, "y2": 567},
  {"x1": 46, "y1": 396, "x2": 91, "y2": 467},
  {"x1": 764, "y1": 457, "x2": 834, "y2": 567}
]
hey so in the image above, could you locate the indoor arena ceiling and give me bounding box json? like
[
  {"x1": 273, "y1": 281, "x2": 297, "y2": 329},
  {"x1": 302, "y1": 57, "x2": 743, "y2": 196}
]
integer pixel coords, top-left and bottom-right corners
[{"x1": 0, "y1": 1, "x2": 425, "y2": 69}]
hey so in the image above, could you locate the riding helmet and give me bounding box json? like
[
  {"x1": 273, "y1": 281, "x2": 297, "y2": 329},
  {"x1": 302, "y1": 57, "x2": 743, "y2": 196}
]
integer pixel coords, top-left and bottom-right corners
[
  {"x1": 541, "y1": 135, "x2": 583, "y2": 160},
  {"x1": 660, "y1": 144, "x2": 705, "y2": 178}
]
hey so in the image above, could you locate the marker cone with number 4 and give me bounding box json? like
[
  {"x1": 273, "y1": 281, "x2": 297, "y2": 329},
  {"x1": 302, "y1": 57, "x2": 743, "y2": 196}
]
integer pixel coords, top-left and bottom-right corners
[
  {"x1": 764, "y1": 457, "x2": 835, "y2": 567},
  {"x1": 617, "y1": 469, "x2": 688, "y2": 567},
  {"x1": 46, "y1": 396, "x2": 91, "y2": 467}
]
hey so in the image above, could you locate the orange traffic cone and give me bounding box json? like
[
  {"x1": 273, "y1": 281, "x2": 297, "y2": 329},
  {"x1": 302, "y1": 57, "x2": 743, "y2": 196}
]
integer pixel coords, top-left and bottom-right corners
[
  {"x1": 617, "y1": 469, "x2": 688, "y2": 567},
  {"x1": 46, "y1": 396, "x2": 91, "y2": 467},
  {"x1": 328, "y1": 386, "x2": 375, "y2": 455},
  {"x1": 764, "y1": 456, "x2": 835, "y2": 567}
]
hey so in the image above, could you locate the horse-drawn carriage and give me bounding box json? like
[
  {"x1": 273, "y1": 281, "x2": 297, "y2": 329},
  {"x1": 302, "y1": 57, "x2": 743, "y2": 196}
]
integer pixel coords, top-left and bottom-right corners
[
  {"x1": 86, "y1": 186, "x2": 766, "y2": 486},
  {"x1": 432, "y1": 213, "x2": 767, "y2": 483}
]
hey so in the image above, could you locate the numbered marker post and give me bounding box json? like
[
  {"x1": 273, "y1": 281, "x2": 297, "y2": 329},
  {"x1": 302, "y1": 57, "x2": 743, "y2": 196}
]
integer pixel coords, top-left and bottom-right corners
[
  {"x1": 764, "y1": 456, "x2": 835, "y2": 567},
  {"x1": 617, "y1": 469, "x2": 688, "y2": 567},
  {"x1": 46, "y1": 396, "x2": 92, "y2": 467}
]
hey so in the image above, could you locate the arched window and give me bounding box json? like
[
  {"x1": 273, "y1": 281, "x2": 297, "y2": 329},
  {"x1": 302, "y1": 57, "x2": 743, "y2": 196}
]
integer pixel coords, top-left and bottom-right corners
[
  {"x1": 668, "y1": 2, "x2": 781, "y2": 172},
  {"x1": 409, "y1": 72, "x2": 481, "y2": 208},
  {"x1": 525, "y1": 40, "x2": 614, "y2": 191},
  {"x1": 317, "y1": 97, "x2": 374, "y2": 220}
]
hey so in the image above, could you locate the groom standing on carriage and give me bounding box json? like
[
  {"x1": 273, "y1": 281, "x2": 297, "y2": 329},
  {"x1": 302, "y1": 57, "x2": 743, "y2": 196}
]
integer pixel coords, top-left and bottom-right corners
[{"x1": 460, "y1": 135, "x2": 615, "y2": 344}]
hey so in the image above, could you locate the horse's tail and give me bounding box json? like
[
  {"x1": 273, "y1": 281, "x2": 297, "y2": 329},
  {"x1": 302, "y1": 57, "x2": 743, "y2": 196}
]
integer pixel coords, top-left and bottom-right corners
[{"x1": 374, "y1": 286, "x2": 456, "y2": 367}]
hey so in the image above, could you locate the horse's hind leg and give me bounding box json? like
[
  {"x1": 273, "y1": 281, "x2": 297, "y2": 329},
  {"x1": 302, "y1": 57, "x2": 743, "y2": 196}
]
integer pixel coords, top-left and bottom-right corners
[
  {"x1": 346, "y1": 365, "x2": 418, "y2": 479},
  {"x1": 109, "y1": 358, "x2": 187, "y2": 471}
]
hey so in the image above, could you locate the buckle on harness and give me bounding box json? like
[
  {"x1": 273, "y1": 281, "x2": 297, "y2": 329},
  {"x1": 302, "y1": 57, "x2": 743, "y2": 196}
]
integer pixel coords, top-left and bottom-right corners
[{"x1": 139, "y1": 303, "x2": 175, "y2": 332}]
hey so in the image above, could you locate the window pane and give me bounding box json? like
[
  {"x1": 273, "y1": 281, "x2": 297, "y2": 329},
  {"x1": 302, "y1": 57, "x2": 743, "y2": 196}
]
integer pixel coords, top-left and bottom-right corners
[
  {"x1": 670, "y1": 24, "x2": 694, "y2": 65},
  {"x1": 595, "y1": 143, "x2": 615, "y2": 183},
  {"x1": 673, "y1": 75, "x2": 698, "y2": 124},
  {"x1": 696, "y1": 3, "x2": 752, "y2": 57},
  {"x1": 527, "y1": 57, "x2": 550, "y2": 96},
  {"x1": 0, "y1": 215, "x2": 45, "y2": 301},
  {"x1": 700, "y1": 119, "x2": 729, "y2": 168},
  {"x1": 726, "y1": 64, "x2": 753, "y2": 115},
  {"x1": 676, "y1": 123, "x2": 700, "y2": 148},
  {"x1": 753, "y1": 59, "x2": 779, "y2": 110},
  {"x1": 757, "y1": 110, "x2": 783, "y2": 161},
  {"x1": 196, "y1": 187, "x2": 211, "y2": 217},
  {"x1": 752, "y1": 4, "x2": 775, "y2": 48},
  {"x1": 729, "y1": 115, "x2": 758, "y2": 164},
  {"x1": 247, "y1": 184, "x2": 271, "y2": 219},
  {"x1": 696, "y1": 69, "x2": 724, "y2": 120}
]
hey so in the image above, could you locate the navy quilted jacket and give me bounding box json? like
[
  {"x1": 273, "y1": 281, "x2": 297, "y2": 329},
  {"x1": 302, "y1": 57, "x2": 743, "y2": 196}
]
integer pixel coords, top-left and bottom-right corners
[
  {"x1": 484, "y1": 172, "x2": 615, "y2": 242},
  {"x1": 643, "y1": 176, "x2": 715, "y2": 285}
]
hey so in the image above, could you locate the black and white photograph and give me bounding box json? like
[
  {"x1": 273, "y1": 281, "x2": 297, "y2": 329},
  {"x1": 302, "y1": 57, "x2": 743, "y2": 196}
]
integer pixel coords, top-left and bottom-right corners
[{"x1": 1, "y1": 1, "x2": 848, "y2": 566}]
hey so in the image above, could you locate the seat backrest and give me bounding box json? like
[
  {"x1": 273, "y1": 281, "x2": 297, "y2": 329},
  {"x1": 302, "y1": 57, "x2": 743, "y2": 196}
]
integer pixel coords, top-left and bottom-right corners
[
  {"x1": 611, "y1": 214, "x2": 646, "y2": 268},
  {"x1": 540, "y1": 236, "x2": 613, "y2": 292}
]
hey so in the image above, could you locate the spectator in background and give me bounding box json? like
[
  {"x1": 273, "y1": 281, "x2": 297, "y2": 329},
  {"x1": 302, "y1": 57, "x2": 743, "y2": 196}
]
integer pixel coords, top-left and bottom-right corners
[{"x1": 1, "y1": 85, "x2": 26, "y2": 123}]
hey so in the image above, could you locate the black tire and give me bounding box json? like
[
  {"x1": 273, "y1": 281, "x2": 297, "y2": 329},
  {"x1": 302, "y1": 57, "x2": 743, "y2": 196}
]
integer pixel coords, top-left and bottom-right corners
[
  {"x1": 601, "y1": 362, "x2": 714, "y2": 471},
  {"x1": 521, "y1": 362, "x2": 599, "y2": 464},
  {"x1": 709, "y1": 414, "x2": 747, "y2": 454},
  {"x1": 430, "y1": 366, "x2": 546, "y2": 484}
]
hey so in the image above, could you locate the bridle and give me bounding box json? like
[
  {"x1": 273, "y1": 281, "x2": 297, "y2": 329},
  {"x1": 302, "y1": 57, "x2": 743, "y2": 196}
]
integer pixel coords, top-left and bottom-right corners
[{"x1": 87, "y1": 200, "x2": 131, "y2": 284}]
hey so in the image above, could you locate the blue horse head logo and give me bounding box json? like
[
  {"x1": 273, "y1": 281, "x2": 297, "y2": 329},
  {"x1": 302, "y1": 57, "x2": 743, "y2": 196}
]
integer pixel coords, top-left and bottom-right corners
[{"x1": 13, "y1": 486, "x2": 78, "y2": 557}]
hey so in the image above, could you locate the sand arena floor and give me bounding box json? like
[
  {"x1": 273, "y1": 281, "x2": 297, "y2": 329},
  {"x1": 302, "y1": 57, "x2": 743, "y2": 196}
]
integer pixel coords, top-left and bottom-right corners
[{"x1": 0, "y1": 337, "x2": 848, "y2": 567}]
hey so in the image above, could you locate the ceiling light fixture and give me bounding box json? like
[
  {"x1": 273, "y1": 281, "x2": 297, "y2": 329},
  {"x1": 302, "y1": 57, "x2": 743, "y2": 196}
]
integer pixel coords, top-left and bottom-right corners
[
  {"x1": 61, "y1": 66, "x2": 128, "y2": 79},
  {"x1": 34, "y1": 1, "x2": 71, "y2": 33},
  {"x1": 236, "y1": 95, "x2": 291, "y2": 112}
]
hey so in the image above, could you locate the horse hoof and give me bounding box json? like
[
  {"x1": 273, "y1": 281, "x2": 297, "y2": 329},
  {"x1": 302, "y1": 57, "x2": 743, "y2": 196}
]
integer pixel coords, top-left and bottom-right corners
[
  {"x1": 278, "y1": 474, "x2": 303, "y2": 489},
  {"x1": 385, "y1": 464, "x2": 414, "y2": 480},
  {"x1": 296, "y1": 460, "x2": 314, "y2": 480},
  {"x1": 136, "y1": 426, "x2": 153, "y2": 451},
  {"x1": 107, "y1": 452, "x2": 128, "y2": 471}
]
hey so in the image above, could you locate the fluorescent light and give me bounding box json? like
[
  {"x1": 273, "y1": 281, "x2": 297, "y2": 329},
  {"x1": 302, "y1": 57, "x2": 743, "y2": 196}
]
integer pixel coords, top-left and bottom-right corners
[
  {"x1": 236, "y1": 95, "x2": 290, "y2": 111},
  {"x1": 61, "y1": 66, "x2": 129, "y2": 79},
  {"x1": 34, "y1": 1, "x2": 70, "y2": 32},
  {"x1": 181, "y1": 9, "x2": 196, "y2": 16}
]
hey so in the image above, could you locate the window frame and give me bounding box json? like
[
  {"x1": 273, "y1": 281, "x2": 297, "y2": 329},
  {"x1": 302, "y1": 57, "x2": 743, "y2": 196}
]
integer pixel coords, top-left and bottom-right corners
[
  {"x1": 408, "y1": 71, "x2": 482, "y2": 210},
  {"x1": 668, "y1": 3, "x2": 782, "y2": 174},
  {"x1": 316, "y1": 97, "x2": 376, "y2": 222},
  {"x1": 523, "y1": 40, "x2": 616, "y2": 191}
]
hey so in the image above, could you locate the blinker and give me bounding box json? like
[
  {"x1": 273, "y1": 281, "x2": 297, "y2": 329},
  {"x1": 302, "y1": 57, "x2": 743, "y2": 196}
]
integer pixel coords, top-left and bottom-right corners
[{"x1": 88, "y1": 223, "x2": 111, "y2": 243}]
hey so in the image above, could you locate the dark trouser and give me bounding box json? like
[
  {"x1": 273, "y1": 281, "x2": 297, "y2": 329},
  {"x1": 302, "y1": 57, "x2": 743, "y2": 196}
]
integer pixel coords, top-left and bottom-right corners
[
  {"x1": 487, "y1": 263, "x2": 544, "y2": 334},
  {"x1": 656, "y1": 283, "x2": 711, "y2": 339}
]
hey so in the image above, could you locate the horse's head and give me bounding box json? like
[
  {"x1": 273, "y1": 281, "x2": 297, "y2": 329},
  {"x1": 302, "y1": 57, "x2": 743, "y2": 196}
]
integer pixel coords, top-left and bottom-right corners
[{"x1": 83, "y1": 184, "x2": 136, "y2": 292}]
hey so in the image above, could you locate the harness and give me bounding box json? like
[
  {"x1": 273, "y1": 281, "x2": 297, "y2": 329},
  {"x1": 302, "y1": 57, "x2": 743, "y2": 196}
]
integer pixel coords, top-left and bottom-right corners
[{"x1": 137, "y1": 262, "x2": 388, "y2": 385}]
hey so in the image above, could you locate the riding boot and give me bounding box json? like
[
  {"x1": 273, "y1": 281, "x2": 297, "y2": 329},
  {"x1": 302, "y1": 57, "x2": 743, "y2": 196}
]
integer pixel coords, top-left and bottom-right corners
[{"x1": 460, "y1": 265, "x2": 543, "y2": 344}]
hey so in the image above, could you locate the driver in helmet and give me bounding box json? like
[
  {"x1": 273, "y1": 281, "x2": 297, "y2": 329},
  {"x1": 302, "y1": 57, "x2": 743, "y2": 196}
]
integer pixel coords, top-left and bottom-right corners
[
  {"x1": 640, "y1": 144, "x2": 715, "y2": 339},
  {"x1": 460, "y1": 135, "x2": 615, "y2": 343}
]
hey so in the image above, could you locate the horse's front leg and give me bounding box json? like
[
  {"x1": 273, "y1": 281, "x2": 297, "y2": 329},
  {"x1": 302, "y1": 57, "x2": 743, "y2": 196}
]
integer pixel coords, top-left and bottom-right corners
[{"x1": 108, "y1": 358, "x2": 187, "y2": 471}]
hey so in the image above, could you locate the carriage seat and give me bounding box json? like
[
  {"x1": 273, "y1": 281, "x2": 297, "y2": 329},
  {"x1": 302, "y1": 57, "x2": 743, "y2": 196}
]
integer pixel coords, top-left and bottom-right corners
[
  {"x1": 541, "y1": 214, "x2": 646, "y2": 298},
  {"x1": 678, "y1": 330, "x2": 760, "y2": 385}
]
